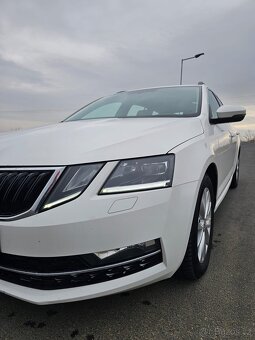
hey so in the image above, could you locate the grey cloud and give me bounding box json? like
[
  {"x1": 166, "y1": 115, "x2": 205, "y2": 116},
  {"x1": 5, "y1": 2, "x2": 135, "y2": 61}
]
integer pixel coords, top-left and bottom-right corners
[
  {"x1": 0, "y1": 57, "x2": 49, "y2": 91},
  {"x1": 0, "y1": 0, "x2": 254, "y2": 124}
]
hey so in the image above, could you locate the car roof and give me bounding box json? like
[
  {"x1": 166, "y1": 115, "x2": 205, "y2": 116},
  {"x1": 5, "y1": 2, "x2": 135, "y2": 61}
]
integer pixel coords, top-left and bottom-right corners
[{"x1": 117, "y1": 84, "x2": 204, "y2": 94}]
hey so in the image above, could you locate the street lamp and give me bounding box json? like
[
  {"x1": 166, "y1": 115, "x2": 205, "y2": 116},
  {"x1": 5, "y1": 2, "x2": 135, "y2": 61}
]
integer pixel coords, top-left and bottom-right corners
[{"x1": 180, "y1": 53, "x2": 204, "y2": 85}]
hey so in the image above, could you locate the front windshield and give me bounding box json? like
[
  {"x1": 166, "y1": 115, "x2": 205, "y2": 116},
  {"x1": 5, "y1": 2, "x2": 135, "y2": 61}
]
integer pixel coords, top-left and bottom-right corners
[{"x1": 65, "y1": 86, "x2": 201, "y2": 121}]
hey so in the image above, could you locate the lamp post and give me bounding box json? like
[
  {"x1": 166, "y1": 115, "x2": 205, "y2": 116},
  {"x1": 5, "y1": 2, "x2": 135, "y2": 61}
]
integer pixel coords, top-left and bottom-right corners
[{"x1": 180, "y1": 53, "x2": 204, "y2": 85}]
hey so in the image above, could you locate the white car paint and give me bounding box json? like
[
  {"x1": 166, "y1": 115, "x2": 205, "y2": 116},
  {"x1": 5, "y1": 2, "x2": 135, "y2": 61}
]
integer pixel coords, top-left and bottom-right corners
[
  {"x1": 217, "y1": 105, "x2": 246, "y2": 119},
  {"x1": 0, "y1": 117, "x2": 203, "y2": 165},
  {"x1": 0, "y1": 84, "x2": 244, "y2": 304}
]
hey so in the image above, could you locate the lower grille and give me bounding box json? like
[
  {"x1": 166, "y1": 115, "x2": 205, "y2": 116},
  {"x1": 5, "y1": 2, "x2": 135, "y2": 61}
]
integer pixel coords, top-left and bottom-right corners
[
  {"x1": 0, "y1": 169, "x2": 54, "y2": 218},
  {"x1": 0, "y1": 242, "x2": 163, "y2": 290}
]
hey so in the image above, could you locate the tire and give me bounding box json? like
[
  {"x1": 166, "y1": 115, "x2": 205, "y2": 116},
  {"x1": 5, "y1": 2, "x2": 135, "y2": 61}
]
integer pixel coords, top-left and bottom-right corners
[
  {"x1": 178, "y1": 175, "x2": 215, "y2": 280},
  {"x1": 230, "y1": 153, "x2": 240, "y2": 189}
]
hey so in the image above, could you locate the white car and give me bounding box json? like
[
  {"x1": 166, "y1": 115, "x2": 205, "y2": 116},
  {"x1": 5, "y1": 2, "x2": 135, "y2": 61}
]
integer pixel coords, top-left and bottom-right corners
[{"x1": 0, "y1": 84, "x2": 245, "y2": 304}]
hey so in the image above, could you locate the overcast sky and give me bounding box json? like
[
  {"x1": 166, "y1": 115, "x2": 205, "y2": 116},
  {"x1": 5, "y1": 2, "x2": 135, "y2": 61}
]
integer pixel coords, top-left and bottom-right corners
[{"x1": 0, "y1": 0, "x2": 254, "y2": 123}]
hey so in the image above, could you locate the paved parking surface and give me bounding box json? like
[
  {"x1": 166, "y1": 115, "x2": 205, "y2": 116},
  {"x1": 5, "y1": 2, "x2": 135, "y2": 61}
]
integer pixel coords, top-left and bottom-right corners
[{"x1": 0, "y1": 143, "x2": 254, "y2": 340}]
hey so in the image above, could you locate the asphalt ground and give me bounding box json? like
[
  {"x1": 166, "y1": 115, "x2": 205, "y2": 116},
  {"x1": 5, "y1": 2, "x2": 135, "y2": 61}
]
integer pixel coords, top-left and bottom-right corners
[{"x1": 0, "y1": 142, "x2": 254, "y2": 340}]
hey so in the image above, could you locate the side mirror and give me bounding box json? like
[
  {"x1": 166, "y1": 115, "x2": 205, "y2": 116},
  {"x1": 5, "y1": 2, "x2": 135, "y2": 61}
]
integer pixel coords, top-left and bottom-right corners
[{"x1": 210, "y1": 105, "x2": 246, "y2": 124}]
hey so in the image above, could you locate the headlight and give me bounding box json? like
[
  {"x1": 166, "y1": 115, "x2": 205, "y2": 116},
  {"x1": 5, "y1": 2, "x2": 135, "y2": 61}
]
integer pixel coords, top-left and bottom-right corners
[
  {"x1": 41, "y1": 163, "x2": 104, "y2": 210},
  {"x1": 100, "y1": 154, "x2": 175, "y2": 194}
]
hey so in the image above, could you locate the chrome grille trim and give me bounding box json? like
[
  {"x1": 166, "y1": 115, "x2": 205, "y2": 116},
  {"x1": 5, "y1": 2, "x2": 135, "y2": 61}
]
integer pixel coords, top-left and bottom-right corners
[{"x1": 0, "y1": 167, "x2": 65, "y2": 221}]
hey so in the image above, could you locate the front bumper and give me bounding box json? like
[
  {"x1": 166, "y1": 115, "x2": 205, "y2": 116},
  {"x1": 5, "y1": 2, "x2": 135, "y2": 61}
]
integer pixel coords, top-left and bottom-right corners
[{"x1": 0, "y1": 162, "x2": 199, "y2": 304}]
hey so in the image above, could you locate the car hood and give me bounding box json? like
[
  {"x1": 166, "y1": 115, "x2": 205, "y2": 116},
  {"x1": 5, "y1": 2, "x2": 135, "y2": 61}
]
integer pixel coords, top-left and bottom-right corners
[{"x1": 0, "y1": 118, "x2": 203, "y2": 166}]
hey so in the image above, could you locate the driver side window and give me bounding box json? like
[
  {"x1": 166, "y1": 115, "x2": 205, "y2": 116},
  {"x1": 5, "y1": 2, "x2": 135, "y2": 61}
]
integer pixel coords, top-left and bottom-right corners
[{"x1": 208, "y1": 90, "x2": 220, "y2": 119}]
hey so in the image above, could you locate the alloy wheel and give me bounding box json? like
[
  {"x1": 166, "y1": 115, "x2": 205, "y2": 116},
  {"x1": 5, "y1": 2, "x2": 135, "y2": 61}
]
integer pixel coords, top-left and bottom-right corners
[{"x1": 197, "y1": 187, "x2": 212, "y2": 263}]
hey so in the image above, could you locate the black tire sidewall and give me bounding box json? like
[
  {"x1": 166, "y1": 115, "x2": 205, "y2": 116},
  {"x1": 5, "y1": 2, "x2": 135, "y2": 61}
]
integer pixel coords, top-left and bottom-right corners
[
  {"x1": 190, "y1": 175, "x2": 215, "y2": 278},
  {"x1": 231, "y1": 155, "x2": 240, "y2": 188}
]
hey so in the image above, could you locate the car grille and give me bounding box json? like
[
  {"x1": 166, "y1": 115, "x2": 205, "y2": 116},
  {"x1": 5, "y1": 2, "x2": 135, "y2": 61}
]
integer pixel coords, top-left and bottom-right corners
[
  {"x1": 0, "y1": 169, "x2": 54, "y2": 218},
  {"x1": 0, "y1": 243, "x2": 163, "y2": 290}
]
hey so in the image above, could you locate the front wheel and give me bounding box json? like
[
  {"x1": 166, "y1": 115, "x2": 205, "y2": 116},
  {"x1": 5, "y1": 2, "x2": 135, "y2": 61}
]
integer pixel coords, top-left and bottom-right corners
[{"x1": 178, "y1": 175, "x2": 215, "y2": 280}]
